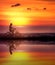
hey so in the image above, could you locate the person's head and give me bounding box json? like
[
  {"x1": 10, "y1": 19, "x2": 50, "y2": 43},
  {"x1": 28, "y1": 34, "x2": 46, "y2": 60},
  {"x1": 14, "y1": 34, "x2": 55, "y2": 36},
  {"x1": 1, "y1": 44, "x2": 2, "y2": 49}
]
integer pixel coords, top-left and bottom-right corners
[
  {"x1": 10, "y1": 23, "x2": 13, "y2": 26},
  {"x1": 10, "y1": 23, "x2": 12, "y2": 26}
]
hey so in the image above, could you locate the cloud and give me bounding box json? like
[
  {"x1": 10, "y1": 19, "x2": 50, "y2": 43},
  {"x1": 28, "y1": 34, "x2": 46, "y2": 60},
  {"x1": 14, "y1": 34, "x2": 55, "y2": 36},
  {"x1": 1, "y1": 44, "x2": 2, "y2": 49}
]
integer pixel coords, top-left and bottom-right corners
[
  {"x1": 35, "y1": 0, "x2": 55, "y2": 2},
  {"x1": 11, "y1": 3, "x2": 21, "y2": 7},
  {"x1": 41, "y1": 0, "x2": 55, "y2": 2},
  {"x1": 27, "y1": 8, "x2": 32, "y2": 10},
  {"x1": 43, "y1": 0, "x2": 55, "y2": 1}
]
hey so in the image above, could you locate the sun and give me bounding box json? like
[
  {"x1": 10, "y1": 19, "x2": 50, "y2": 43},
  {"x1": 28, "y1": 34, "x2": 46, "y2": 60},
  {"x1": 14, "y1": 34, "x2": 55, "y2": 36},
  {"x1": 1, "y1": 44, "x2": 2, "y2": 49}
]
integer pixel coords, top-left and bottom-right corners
[{"x1": 10, "y1": 17, "x2": 29, "y2": 26}]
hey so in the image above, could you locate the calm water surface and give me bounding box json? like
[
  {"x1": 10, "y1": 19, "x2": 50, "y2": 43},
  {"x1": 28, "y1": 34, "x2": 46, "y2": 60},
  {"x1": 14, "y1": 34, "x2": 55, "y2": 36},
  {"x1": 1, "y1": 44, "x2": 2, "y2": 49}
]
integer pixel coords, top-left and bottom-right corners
[{"x1": 0, "y1": 40, "x2": 55, "y2": 65}]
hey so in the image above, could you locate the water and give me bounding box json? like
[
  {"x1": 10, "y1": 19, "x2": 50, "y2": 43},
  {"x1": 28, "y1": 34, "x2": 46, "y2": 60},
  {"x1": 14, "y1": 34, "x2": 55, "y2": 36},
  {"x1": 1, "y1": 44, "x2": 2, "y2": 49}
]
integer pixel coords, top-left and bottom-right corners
[
  {"x1": 0, "y1": 26, "x2": 55, "y2": 33},
  {"x1": 0, "y1": 40, "x2": 55, "y2": 65}
]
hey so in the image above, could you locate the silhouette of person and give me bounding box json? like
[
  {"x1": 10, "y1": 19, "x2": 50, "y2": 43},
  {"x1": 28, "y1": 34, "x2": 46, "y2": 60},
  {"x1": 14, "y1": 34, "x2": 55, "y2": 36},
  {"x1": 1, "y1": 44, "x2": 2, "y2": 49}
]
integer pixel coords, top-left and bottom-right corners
[
  {"x1": 9, "y1": 23, "x2": 15, "y2": 34},
  {"x1": 9, "y1": 23, "x2": 13, "y2": 33}
]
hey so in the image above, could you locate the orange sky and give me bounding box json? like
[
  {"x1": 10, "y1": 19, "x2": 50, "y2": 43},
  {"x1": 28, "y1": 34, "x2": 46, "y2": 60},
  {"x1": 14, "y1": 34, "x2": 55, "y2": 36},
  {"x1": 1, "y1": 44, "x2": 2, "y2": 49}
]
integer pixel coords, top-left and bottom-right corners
[{"x1": 0, "y1": 0, "x2": 55, "y2": 26}]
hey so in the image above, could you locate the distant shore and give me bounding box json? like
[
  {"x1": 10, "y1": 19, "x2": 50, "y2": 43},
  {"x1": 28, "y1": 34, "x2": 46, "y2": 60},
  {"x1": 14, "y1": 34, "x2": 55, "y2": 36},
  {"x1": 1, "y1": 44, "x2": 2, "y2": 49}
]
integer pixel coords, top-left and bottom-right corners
[{"x1": 0, "y1": 33, "x2": 55, "y2": 41}]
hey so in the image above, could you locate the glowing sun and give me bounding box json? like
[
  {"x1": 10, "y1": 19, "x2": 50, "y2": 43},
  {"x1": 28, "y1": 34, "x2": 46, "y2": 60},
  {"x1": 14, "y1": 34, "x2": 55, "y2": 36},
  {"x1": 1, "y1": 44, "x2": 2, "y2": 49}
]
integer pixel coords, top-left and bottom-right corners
[{"x1": 10, "y1": 17, "x2": 29, "y2": 26}]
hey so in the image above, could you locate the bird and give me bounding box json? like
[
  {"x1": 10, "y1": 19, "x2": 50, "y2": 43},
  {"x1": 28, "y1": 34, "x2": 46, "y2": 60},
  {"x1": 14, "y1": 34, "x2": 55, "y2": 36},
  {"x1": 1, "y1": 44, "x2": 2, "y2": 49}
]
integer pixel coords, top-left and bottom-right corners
[
  {"x1": 27, "y1": 8, "x2": 31, "y2": 10},
  {"x1": 43, "y1": 8, "x2": 46, "y2": 10},
  {"x1": 11, "y1": 3, "x2": 21, "y2": 7}
]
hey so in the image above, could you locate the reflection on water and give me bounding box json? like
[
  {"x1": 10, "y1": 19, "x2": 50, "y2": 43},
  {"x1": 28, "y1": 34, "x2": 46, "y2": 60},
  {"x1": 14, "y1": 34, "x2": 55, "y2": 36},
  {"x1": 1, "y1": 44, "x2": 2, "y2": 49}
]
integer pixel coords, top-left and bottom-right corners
[
  {"x1": 0, "y1": 40, "x2": 55, "y2": 65},
  {"x1": 9, "y1": 43, "x2": 16, "y2": 55}
]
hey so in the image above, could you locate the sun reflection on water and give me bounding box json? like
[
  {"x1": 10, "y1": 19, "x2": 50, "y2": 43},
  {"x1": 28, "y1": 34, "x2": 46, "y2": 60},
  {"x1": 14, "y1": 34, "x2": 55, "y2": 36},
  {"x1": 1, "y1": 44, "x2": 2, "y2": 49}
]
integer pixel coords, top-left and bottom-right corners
[{"x1": 9, "y1": 52, "x2": 30, "y2": 61}]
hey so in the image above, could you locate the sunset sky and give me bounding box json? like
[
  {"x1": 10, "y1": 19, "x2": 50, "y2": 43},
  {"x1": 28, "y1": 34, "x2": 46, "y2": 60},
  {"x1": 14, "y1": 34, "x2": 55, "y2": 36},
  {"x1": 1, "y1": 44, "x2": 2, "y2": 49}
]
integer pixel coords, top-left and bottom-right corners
[
  {"x1": 0, "y1": 0, "x2": 55, "y2": 26},
  {"x1": 0, "y1": 0, "x2": 55, "y2": 33}
]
